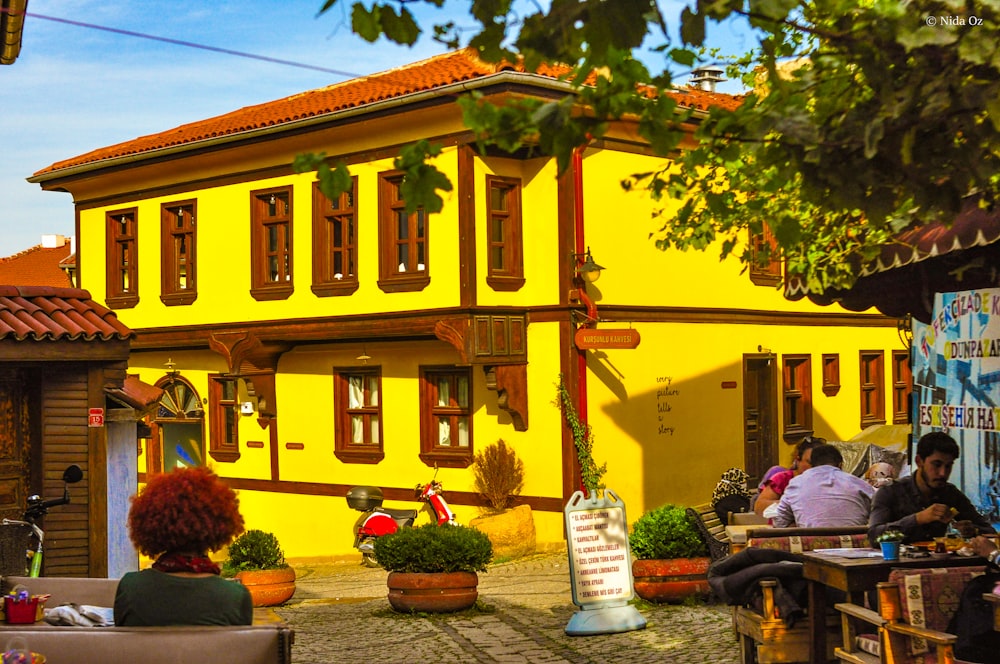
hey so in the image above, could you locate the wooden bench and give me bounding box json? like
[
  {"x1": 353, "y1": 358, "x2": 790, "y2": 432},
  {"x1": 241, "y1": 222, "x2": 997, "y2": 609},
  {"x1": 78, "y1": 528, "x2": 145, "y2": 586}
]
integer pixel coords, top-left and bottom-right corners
[{"x1": 687, "y1": 502, "x2": 731, "y2": 562}]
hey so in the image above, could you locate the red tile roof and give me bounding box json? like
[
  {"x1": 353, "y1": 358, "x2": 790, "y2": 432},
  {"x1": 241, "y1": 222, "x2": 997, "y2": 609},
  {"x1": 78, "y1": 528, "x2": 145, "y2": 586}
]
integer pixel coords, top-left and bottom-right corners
[
  {"x1": 0, "y1": 243, "x2": 73, "y2": 287},
  {"x1": 0, "y1": 286, "x2": 133, "y2": 342},
  {"x1": 34, "y1": 49, "x2": 740, "y2": 178}
]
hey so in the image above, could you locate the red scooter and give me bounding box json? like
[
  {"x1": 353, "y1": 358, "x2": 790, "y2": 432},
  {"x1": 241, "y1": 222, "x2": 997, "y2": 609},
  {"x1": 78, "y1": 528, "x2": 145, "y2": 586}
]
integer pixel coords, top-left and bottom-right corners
[{"x1": 346, "y1": 471, "x2": 456, "y2": 567}]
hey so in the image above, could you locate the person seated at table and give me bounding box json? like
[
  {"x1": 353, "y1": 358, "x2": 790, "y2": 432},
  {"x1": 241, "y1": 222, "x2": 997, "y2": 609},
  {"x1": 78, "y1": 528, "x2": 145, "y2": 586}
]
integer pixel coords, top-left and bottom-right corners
[
  {"x1": 114, "y1": 466, "x2": 253, "y2": 626},
  {"x1": 772, "y1": 444, "x2": 875, "y2": 528},
  {"x1": 711, "y1": 467, "x2": 752, "y2": 524},
  {"x1": 949, "y1": 535, "x2": 1000, "y2": 663},
  {"x1": 868, "y1": 431, "x2": 993, "y2": 545},
  {"x1": 753, "y1": 435, "x2": 825, "y2": 517}
]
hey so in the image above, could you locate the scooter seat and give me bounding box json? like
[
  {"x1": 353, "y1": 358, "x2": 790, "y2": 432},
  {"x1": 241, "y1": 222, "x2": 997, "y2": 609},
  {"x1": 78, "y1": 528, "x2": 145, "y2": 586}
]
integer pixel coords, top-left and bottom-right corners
[{"x1": 379, "y1": 507, "x2": 419, "y2": 520}]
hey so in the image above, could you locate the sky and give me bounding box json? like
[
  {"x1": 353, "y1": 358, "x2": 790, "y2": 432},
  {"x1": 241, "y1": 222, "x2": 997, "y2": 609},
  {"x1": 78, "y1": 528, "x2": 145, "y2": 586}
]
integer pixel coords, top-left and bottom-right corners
[{"x1": 0, "y1": 0, "x2": 755, "y2": 258}]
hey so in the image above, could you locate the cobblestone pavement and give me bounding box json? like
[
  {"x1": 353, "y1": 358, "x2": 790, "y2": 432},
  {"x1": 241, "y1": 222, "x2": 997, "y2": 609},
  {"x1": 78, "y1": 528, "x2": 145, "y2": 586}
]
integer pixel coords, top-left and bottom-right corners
[{"x1": 276, "y1": 553, "x2": 741, "y2": 663}]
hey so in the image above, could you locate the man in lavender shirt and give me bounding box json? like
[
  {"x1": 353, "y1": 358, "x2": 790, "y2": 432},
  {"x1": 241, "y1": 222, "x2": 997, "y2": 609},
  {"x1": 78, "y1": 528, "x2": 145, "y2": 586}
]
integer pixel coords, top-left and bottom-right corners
[{"x1": 773, "y1": 444, "x2": 875, "y2": 528}]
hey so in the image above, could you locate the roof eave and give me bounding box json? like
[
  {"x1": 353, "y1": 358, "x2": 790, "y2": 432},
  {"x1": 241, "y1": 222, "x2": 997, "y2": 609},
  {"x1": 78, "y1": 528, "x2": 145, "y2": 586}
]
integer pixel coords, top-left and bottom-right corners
[{"x1": 29, "y1": 70, "x2": 712, "y2": 185}]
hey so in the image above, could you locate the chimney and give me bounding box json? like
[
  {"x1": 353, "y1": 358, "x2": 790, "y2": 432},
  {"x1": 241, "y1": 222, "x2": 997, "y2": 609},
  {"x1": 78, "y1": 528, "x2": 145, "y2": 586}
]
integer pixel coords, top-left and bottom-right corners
[
  {"x1": 690, "y1": 66, "x2": 725, "y2": 92},
  {"x1": 41, "y1": 234, "x2": 67, "y2": 248}
]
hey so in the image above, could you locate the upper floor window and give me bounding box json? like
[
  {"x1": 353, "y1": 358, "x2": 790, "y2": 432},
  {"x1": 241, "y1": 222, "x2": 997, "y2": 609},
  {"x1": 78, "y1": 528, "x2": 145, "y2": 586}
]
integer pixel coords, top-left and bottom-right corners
[
  {"x1": 312, "y1": 180, "x2": 359, "y2": 296},
  {"x1": 208, "y1": 375, "x2": 240, "y2": 463},
  {"x1": 486, "y1": 175, "x2": 525, "y2": 291},
  {"x1": 419, "y1": 367, "x2": 472, "y2": 468},
  {"x1": 106, "y1": 208, "x2": 139, "y2": 308},
  {"x1": 782, "y1": 354, "x2": 813, "y2": 440},
  {"x1": 333, "y1": 368, "x2": 384, "y2": 464},
  {"x1": 250, "y1": 186, "x2": 293, "y2": 301},
  {"x1": 749, "y1": 224, "x2": 782, "y2": 286},
  {"x1": 891, "y1": 350, "x2": 912, "y2": 425},
  {"x1": 860, "y1": 350, "x2": 886, "y2": 428},
  {"x1": 378, "y1": 172, "x2": 429, "y2": 292},
  {"x1": 160, "y1": 200, "x2": 197, "y2": 305}
]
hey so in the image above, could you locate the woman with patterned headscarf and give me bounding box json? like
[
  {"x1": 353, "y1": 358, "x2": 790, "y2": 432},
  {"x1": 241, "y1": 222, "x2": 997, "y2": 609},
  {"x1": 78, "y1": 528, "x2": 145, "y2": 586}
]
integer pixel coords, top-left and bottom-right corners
[{"x1": 712, "y1": 467, "x2": 752, "y2": 524}]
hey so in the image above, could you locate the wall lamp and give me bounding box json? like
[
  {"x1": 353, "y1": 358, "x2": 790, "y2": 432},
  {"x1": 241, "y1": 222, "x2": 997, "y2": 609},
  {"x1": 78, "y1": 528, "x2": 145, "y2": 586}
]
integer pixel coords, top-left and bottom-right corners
[
  {"x1": 164, "y1": 358, "x2": 179, "y2": 376},
  {"x1": 574, "y1": 247, "x2": 605, "y2": 283}
]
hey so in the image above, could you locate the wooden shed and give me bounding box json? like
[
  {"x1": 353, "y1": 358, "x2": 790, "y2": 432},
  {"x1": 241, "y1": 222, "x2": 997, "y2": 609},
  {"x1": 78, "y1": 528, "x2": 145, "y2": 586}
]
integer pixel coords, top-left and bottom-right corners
[{"x1": 0, "y1": 285, "x2": 155, "y2": 577}]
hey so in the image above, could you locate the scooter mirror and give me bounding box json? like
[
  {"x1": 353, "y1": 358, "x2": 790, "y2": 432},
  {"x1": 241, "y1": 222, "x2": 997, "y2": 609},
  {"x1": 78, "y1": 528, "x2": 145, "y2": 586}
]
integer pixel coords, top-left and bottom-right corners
[{"x1": 62, "y1": 465, "x2": 83, "y2": 484}]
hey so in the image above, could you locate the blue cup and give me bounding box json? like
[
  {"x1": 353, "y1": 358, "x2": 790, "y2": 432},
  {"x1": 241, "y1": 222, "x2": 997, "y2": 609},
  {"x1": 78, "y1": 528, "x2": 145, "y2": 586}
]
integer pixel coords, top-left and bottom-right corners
[{"x1": 880, "y1": 541, "x2": 900, "y2": 561}]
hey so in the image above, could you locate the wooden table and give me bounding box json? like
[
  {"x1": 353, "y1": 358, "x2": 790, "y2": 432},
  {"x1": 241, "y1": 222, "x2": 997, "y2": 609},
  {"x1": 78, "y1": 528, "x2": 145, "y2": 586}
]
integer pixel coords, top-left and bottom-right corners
[{"x1": 801, "y1": 550, "x2": 985, "y2": 664}]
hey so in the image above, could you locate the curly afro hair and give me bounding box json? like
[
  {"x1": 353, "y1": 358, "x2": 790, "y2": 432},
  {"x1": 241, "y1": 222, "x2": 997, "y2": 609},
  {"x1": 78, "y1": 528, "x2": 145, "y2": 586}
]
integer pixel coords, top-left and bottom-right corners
[{"x1": 128, "y1": 466, "x2": 245, "y2": 558}]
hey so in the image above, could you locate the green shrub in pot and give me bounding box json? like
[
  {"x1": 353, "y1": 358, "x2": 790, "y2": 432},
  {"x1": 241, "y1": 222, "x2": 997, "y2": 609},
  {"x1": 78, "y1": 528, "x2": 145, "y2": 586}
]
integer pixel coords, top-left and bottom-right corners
[
  {"x1": 372, "y1": 524, "x2": 493, "y2": 573},
  {"x1": 222, "y1": 529, "x2": 288, "y2": 575},
  {"x1": 630, "y1": 504, "x2": 709, "y2": 560}
]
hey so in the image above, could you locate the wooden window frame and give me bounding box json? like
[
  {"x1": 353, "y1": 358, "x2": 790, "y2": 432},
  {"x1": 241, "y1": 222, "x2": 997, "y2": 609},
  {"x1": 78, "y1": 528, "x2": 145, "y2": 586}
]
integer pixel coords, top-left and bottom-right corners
[
  {"x1": 782, "y1": 354, "x2": 813, "y2": 441},
  {"x1": 891, "y1": 349, "x2": 912, "y2": 425},
  {"x1": 333, "y1": 367, "x2": 384, "y2": 464},
  {"x1": 860, "y1": 350, "x2": 887, "y2": 428},
  {"x1": 312, "y1": 179, "x2": 359, "y2": 297},
  {"x1": 378, "y1": 171, "x2": 429, "y2": 292},
  {"x1": 419, "y1": 366, "x2": 473, "y2": 468},
  {"x1": 749, "y1": 224, "x2": 782, "y2": 286},
  {"x1": 160, "y1": 200, "x2": 198, "y2": 306},
  {"x1": 250, "y1": 186, "x2": 294, "y2": 301},
  {"x1": 105, "y1": 207, "x2": 139, "y2": 308},
  {"x1": 208, "y1": 375, "x2": 240, "y2": 463},
  {"x1": 485, "y1": 175, "x2": 525, "y2": 291},
  {"x1": 822, "y1": 353, "x2": 841, "y2": 396}
]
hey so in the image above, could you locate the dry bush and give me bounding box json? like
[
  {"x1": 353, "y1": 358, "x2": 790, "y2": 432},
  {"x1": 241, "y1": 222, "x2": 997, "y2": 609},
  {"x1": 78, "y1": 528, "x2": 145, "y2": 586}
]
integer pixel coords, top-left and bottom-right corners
[{"x1": 472, "y1": 439, "x2": 525, "y2": 513}]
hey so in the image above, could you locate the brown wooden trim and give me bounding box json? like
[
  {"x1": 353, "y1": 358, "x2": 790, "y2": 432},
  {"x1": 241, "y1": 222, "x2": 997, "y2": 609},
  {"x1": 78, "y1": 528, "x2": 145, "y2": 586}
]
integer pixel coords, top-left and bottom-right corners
[
  {"x1": 781, "y1": 353, "x2": 813, "y2": 442},
  {"x1": 484, "y1": 173, "x2": 524, "y2": 291},
  {"x1": 529, "y1": 304, "x2": 899, "y2": 327},
  {"x1": 207, "y1": 374, "x2": 240, "y2": 463},
  {"x1": 457, "y1": 145, "x2": 477, "y2": 307},
  {"x1": 105, "y1": 207, "x2": 139, "y2": 309},
  {"x1": 377, "y1": 170, "x2": 430, "y2": 293},
  {"x1": 0, "y1": 339, "x2": 131, "y2": 362},
  {"x1": 88, "y1": 364, "x2": 109, "y2": 577},
  {"x1": 859, "y1": 350, "x2": 887, "y2": 429},
  {"x1": 418, "y1": 365, "x2": 473, "y2": 469},
  {"x1": 214, "y1": 475, "x2": 565, "y2": 513},
  {"x1": 130, "y1": 307, "x2": 528, "y2": 350},
  {"x1": 247, "y1": 440, "x2": 265, "y2": 449},
  {"x1": 269, "y1": 418, "x2": 280, "y2": 481},
  {"x1": 333, "y1": 367, "x2": 385, "y2": 464},
  {"x1": 822, "y1": 353, "x2": 841, "y2": 396},
  {"x1": 311, "y1": 179, "x2": 360, "y2": 297},
  {"x1": 557, "y1": 166, "x2": 580, "y2": 504},
  {"x1": 285, "y1": 442, "x2": 305, "y2": 450},
  {"x1": 250, "y1": 185, "x2": 294, "y2": 301}
]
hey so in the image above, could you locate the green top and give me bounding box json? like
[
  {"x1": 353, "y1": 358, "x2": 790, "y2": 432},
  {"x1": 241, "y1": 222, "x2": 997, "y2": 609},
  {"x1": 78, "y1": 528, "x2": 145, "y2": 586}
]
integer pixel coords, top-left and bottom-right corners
[{"x1": 114, "y1": 569, "x2": 253, "y2": 626}]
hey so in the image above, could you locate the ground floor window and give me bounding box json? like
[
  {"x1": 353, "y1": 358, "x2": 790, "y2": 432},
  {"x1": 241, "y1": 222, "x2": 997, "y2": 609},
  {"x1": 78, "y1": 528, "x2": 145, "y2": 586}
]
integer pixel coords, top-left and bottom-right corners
[
  {"x1": 148, "y1": 375, "x2": 205, "y2": 473},
  {"x1": 334, "y1": 367, "x2": 384, "y2": 463}
]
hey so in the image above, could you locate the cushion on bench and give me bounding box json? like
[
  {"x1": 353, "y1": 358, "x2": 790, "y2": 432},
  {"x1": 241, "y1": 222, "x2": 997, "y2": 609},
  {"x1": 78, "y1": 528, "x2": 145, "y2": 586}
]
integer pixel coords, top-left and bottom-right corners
[
  {"x1": 746, "y1": 532, "x2": 869, "y2": 553},
  {"x1": 887, "y1": 565, "x2": 986, "y2": 659}
]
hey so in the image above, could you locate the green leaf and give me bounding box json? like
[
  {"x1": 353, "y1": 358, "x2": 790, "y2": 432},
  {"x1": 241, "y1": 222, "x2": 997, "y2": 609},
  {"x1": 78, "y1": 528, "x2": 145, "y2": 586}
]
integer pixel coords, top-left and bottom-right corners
[
  {"x1": 679, "y1": 6, "x2": 706, "y2": 46},
  {"x1": 351, "y1": 3, "x2": 381, "y2": 42}
]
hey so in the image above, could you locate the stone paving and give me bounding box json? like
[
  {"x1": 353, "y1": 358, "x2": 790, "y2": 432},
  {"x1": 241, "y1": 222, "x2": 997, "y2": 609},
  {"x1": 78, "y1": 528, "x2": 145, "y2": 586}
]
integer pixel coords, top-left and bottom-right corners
[{"x1": 276, "y1": 552, "x2": 741, "y2": 663}]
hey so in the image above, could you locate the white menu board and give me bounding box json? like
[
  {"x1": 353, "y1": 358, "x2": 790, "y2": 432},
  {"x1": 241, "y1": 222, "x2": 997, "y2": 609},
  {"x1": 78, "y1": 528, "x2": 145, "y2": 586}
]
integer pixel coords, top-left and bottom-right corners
[{"x1": 565, "y1": 491, "x2": 634, "y2": 607}]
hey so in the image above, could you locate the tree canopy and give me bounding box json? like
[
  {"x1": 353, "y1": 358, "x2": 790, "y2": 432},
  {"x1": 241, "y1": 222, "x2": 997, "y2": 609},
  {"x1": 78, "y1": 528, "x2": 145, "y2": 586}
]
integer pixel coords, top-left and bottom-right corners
[{"x1": 309, "y1": 0, "x2": 1000, "y2": 293}]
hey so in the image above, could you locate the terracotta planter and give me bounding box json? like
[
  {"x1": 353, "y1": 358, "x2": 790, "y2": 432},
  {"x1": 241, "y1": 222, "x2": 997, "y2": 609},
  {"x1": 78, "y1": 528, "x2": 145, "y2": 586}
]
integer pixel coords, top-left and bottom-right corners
[
  {"x1": 235, "y1": 567, "x2": 296, "y2": 607},
  {"x1": 632, "y1": 557, "x2": 711, "y2": 603},
  {"x1": 386, "y1": 571, "x2": 479, "y2": 613}
]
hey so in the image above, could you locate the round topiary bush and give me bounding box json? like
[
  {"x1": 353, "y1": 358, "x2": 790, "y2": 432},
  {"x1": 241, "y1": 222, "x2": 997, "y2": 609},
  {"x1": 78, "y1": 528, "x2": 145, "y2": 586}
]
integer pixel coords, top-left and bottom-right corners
[
  {"x1": 223, "y1": 529, "x2": 287, "y2": 574},
  {"x1": 630, "y1": 504, "x2": 709, "y2": 560},
  {"x1": 373, "y1": 524, "x2": 493, "y2": 573}
]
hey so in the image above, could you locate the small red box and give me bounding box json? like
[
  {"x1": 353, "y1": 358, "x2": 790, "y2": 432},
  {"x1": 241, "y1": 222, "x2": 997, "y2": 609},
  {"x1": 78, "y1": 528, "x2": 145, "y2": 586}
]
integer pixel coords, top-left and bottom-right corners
[{"x1": 4, "y1": 596, "x2": 41, "y2": 624}]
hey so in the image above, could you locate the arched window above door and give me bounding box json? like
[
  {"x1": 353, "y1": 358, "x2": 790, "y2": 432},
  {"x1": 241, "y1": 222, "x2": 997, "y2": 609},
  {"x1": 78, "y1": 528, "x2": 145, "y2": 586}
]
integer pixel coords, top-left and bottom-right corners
[
  {"x1": 156, "y1": 376, "x2": 204, "y2": 420},
  {"x1": 146, "y1": 375, "x2": 206, "y2": 474}
]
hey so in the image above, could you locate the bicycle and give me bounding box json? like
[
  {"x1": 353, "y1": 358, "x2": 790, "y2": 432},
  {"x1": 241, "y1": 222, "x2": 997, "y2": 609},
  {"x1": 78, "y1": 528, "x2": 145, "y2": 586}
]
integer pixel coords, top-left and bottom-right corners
[{"x1": 2, "y1": 465, "x2": 83, "y2": 577}]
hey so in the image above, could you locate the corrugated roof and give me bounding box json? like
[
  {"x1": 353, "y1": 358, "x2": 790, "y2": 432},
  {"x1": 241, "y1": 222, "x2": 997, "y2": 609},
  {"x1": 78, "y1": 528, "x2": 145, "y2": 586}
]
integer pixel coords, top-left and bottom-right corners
[
  {"x1": 0, "y1": 242, "x2": 73, "y2": 288},
  {"x1": 785, "y1": 199, "x2": 1000, "y2": 322},
  {"x1": 0, "y1": 286, "x2": 133, "y2": 342},
  {"x1": 33, "y1": 48, "x2": 741, "y2": 178}
]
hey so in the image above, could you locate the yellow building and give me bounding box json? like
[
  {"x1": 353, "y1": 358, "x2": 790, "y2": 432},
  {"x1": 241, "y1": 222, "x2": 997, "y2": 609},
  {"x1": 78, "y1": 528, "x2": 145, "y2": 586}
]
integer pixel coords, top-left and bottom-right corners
[{"x1": 31, "y1": 50, "x2": 906, "y2": 560}]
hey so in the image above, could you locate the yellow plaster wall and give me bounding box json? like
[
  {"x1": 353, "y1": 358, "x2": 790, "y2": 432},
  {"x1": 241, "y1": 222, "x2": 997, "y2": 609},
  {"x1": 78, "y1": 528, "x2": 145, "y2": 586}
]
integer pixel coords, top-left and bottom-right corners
[
  {"x1": 78, "y1": 151, "x2": 465, "y2": 328},
  {"x1": 583, "y1": 320, "x2": 905, "y2": 520}
]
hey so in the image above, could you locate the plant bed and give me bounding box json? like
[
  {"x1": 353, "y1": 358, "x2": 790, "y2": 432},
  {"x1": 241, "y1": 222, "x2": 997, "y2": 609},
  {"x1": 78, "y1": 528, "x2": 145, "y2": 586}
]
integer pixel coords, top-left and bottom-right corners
[{"x1": 629, "y1": 504, "x2": 711, "y2": 603}]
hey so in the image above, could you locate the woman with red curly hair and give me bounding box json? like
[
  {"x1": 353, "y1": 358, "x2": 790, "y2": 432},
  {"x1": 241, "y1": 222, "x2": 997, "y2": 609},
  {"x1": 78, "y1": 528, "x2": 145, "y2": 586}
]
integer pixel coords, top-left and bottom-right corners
[{"x1": 114, "y1": 466, "x2": 253, "y2": 626}]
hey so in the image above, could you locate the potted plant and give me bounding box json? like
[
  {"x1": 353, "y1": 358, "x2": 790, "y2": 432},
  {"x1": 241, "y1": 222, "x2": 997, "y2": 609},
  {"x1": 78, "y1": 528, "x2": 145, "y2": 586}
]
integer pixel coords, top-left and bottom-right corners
[
  {"x1": 222, "y1": 529, "x2": 296, "y2": 607},
  {"x1": 629, "y1": 504, "x2": 711, "y2": 603},
  {"x1": 875, "y1": 529, "x2": 905, "y2": 561},
  {"x1": 373, "y1": 523, "x2": 493, "y2": 613},
  {"x1": 468, "y1": 439, "x2": 535, "y2": 559}
]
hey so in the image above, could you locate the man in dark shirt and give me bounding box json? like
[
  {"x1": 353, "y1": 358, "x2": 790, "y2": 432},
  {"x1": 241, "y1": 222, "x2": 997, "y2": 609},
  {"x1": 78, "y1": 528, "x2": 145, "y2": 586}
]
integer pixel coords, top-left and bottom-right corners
[{"x1": 868, "y1": 431, "x2": 993, "y2": 544}]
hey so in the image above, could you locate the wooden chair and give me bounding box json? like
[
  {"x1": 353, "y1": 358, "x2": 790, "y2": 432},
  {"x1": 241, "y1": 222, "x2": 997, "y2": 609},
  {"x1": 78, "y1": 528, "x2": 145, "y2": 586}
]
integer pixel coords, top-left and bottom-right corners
[{"x1": 833, "y1": 565, "x2": 999, "y2": 664}]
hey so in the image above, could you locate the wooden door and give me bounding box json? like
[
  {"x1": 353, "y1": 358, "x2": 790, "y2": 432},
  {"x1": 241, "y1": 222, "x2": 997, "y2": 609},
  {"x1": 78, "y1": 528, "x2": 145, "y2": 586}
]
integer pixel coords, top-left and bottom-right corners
[
  {"x1": 743, "y1": 355, "x2": 778, "y2": 488},
  {"x1": 0, "y1": 368, "x2": 30, "y2": 520}
]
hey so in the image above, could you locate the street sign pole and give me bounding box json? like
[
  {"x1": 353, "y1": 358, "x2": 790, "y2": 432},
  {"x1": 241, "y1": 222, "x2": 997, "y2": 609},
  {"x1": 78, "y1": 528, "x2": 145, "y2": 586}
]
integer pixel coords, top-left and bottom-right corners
[{"x1": 564, "y1": 488, "x2": 647, "y2": 635}]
